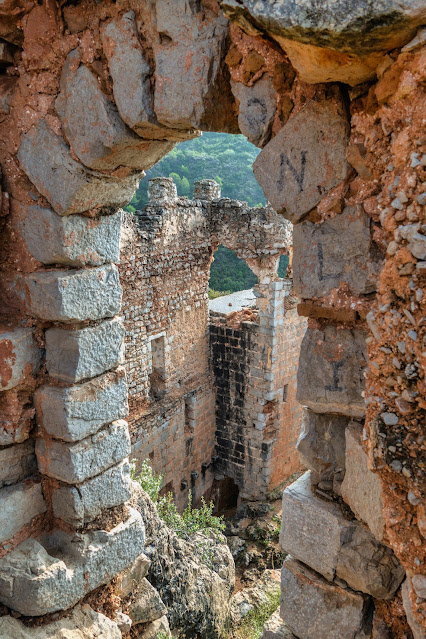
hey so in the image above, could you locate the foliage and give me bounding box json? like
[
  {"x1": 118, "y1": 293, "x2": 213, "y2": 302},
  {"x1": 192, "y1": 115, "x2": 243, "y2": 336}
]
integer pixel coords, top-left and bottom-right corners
[
  {"x1": 131, "y1": 460, "x2": 225, "y2": 540},
  {"x1": 125, "y1": 132, "x2": 266, "y2": 211},
  {"x1": 227, "y1": 590, "x2": 280, "y2": 639},
  {"x1": 208, "y1": 288, "x2": 232, "y2": 300}
]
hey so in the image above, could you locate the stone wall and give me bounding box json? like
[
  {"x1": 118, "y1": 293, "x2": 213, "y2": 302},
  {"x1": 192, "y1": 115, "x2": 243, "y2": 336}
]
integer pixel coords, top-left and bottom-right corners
[
  {"x1": 120, "y1": 177, "x2": 296, "y2": 508},
  {"x1": 210, "y1": 287, "x2": 305, "y2": 502},
  {"x1": 0, "y1": 0, "x2": 424, "y2": 635}
]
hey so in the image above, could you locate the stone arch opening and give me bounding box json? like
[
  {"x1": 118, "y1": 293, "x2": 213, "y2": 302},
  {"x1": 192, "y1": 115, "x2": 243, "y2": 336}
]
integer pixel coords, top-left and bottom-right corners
[{"x1": 0, "y1": 1, "x2": 423, "y2": 636}]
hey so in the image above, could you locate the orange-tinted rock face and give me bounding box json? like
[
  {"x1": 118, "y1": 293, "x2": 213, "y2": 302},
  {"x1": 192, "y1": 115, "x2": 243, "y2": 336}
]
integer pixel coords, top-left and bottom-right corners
[{"x1": 0, "y1": 0, "x2": 424, "y2": 634}]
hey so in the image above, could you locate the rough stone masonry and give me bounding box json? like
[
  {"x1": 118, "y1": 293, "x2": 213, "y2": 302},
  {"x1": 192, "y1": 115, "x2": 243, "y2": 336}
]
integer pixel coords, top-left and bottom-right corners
[{"x1": 0, "y1": 0, "x2": 424, "y2": 637}]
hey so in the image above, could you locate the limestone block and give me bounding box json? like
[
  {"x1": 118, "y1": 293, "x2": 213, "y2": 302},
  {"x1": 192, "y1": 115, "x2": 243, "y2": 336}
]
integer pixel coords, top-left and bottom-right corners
[
  {"x1": 136, "y1": 615, "x2": 170, "y2": 639},
  {"x1": 35, "y1": 370, "x2": 128, "y2": 442},
  {"x1": 56, "y1": 50, "x2": 174, "y2": 172},
  {"x1": 153, "y1": 0, "x2": 233, "y2": 130},
  {"x1": 0, "y1": 508, "x2": 144, "y2": 616},
  {"x1": 297, "y1": 325, "x2": 367, "y2": 418},
  {"x1": 36, "y1": 420, "x2": 131, "y2": 484},
  {"x1": 51, "y1": 460, "x2": 132, "y2": 526},
  {"x1": 128, "y1": 578, "x2": 167, "y2": 625},
  {"x1": 0, "y1": 480, "x2": 46, "y2": 544},
  {"x1": 117, "y1": 552, "x2": 151, "y2": 598},
  {"x1": 341, "y1": 422, "x2": 385, "y2": 541},
  {"x1": 219, "y1": 1, "x2": 425, "y2": 84},
  {"x1": 261, "y1": 610, "x2": 297, "y2": 639},
  {"x1": 0, "y1": 439, "x2": 36, "y2": 488},
  {"x1": 17, "y1": 119, "x2": 142, "y2": 216},
  {"x1": 231, "y1": 76, "x2": 276, "y2": 148},
  {"x1": 293, "y1": 206, "x2": 381, "y2": 298},
  {"x1": 19, "y1": 265, "x2": 122, "y2": 322},
  {"x1": 296, "y1": 408, "x2": 348, "y2": 488},
  {"x1": 253, "y1": 100, "x2": 349, "y2": 222},
  {"x1": 280, "y1": 472, "x2": 404, "y2": 599},
  {"x1": 401, "y1": 576, "x2": 426, "y2": 639},
  {"x1": 0, "y1": 604, "x2": 122, "y2": 638},
  {"x1": 0, "y1": 327, "x2": 41, "y2": 391},
  {"x1": 19, "y1": 205, "x2": 122, "y2": 266},
  {"x1": 280, "y1": 557, "x2": 370, "y2": 639},
  {"x1": 46, "y1": 318, "x2": 125, "y2": 383}
]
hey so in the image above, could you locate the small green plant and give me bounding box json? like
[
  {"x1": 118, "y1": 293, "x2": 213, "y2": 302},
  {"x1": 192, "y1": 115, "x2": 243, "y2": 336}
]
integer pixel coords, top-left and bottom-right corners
[
  {"x1": 227, "y1": 590, "x2": 280, "y2": 639},
  {"x1": 131, "y1": 460, "x2": 225, "y2": 542}
]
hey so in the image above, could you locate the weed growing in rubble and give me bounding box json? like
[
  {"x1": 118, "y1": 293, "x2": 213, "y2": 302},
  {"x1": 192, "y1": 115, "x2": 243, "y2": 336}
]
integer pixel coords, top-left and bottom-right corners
[{"x1": 131, "y1": 460, "x2": 225, "y2": 540}]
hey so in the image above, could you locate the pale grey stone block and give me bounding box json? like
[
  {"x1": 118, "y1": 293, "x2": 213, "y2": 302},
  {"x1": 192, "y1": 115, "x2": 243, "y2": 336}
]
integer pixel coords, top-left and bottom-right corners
[
  {"x1": 35, "y1": 369, "x2": 128, "y2": 441},
  {"x1": 0, "y1": 508, "x2": 144, "y2": 616},
  {"x1": 261, "y1": 610, "x2": 297, "y2": 639},
  {"x1": 293, "y1": 206, "x2": 381, "y2": 298},
  {"x1": 56, "y1": 50, "x2": 174, "y2": 172},
  {"x1": 19, "y1": 205, "x2": 122, "y2": 266},
  {"x1": 0, "y1": 604, "x2": 122, "y2": 638},
  {"x1": 140, "y1": 616, "x2": 170, "y2": 639},
  {"x1": 280, "y1": 472, "x2": 405, "y2": 599},
  {"x1": 296, "y1": 408, "x2": 348, "y2": 488},
  {"x1": 0, "y1": 440, "x2": 36, "y2": 488},
  {"x1": 401, "y1": 575, "x2": 425, "y2": 639},
  {"x1": 18, "y1": 265, "x2": 122, "y2": 322},
  {"x1": 253, "y1": 100, "x2": 349, "y2": 222},
  {"x1": 45, "y1": 318, "x2": 125, "y2": 383},
  {"x1": 341, "y1": 421, "x2": 385, "y2": 541},
  {"x1": 297, "y1": 325, "x2": 367, "y2": 418},
  {"x1": 231, "y1": 76, "x2": 277, "y2": 148},
  {"x1": 0, "y1": 481, "x2": 46, "y2": 544},
  {"x1": 51, "y1": 460, "x2": 132, "y2": 526},
  {"x1": 36, "y1": 420, "x2": 131, "y2": 484},
  {"x1": 117, "y1": 552, "x2": 151, "y2": 598},
  {"x1": 128, "y1": 578, "x2": 167, "y2": 625},
  {"x1": 17, "y1": 119, "x2": 142, "y2": 216},
  {"x1": 280, "y1": 557, "x2": 370, "y2": 639},
  {"x1": 0, "y1": 327, "x2": 41, "y2": 391}
]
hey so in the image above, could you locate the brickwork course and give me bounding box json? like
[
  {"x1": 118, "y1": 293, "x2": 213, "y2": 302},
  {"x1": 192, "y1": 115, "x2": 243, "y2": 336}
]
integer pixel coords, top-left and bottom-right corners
[{"x1": 0, "y1": 1, "x2": 424, "y2": 636}]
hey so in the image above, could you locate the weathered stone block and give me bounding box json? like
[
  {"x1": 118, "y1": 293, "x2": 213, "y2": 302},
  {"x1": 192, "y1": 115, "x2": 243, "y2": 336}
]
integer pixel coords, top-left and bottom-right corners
[
  {"x1": 253, "y1": 100, "x2": 349, "y2": 222},
  {"x1": 296, "y1": 408, "x2": 348, "y2": 489},
  {"x1": 297, "y1": 325, "x2": 367, "y2": 418},
  {"x1": 261, "y1": 610, "x2": 297, "y2": 639},
  {"x1": 341, "y1": 422, "x2": 385, "y2": 541},
  {"x1": 0, "y1": 480, "x2": 46, "y2": 544},
  {"x1": 35, "y1": 370, "x2": 128, "y2": 442},
  {"x1": 17, "y1": 119, "x2": 142, "y2": 216},
  {"x1": 45, "y1": 318, "x2": 125, "y2": 383},
  {"x1": 293, "y1": 206, "x2": 381, "y2": 298},
  {"x1": 36, "y1": 420, "x2": 131, "y2": 484},
  {"x1": 19, "y1": 205, "x2": 122, "y2": 266},
  {"x1": 19, "y1": 265, "x2": 122, "y2": 322},
  {"x1": 56, "y1": 50, "x2": 174, "y2": 172},
  {"x1": 0, "y1": 327, "x2": 41, "y2": 391},
  {"x1": 0, "y1": 439, "x2": 36, "y2": 488},
  {"x1": 0, "y1": 508, "x2": 144, "y2": 616},
  {"x1": 280, "y1": 472, "x2": 404, "y2": 599},
  {"x1": 128, "y1": 578, "x2": 167, "y2": 625},
  {"x1": 0, "y1": 604, "x2": 122, "y2": 638},
  {"x1": 139, "y1": 615, "x2": 170, "y2": 639},
  {"x1": 51, "y1": 460, "x2": 132, "y2": 526},
  {"x1": 117, "y1": 552, "x2": 151, "y2": 598},
  {"x1": 231, "y1": 76, "x2": 276, "y2": 148},
  {"x1": 401, "y1": 576, "x2": 424, "y2": 639},
  {"x1": 280, "y1": 557, "x2": 370, "y2": 639}
]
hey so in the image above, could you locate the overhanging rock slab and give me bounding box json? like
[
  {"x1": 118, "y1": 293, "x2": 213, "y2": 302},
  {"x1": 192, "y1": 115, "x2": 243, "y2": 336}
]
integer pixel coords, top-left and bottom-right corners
[
  {"x1": 0, "y1": 508, "x2": 144, "y2": 616},
  {"x1": 35, "y1": 369, "x2": 128, "y2": 441}
]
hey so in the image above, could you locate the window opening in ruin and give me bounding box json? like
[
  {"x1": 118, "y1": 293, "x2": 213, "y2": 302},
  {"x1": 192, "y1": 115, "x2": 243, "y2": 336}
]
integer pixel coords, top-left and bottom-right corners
[
  {"x1": 184, "y1": 393, "x2": 196, "y2": 434},
  {"x1": 277, "y1": 254, "x2": 289, "y2": 278},
  {"x1": 209, "y1": 245, "x2": 258, "y2": 298},
  {"x1": 149, "y1": 334, "x2": 166, "y2": 399},
  {"x1": 283, "y1": 384, "x2": 288, "y2": 403}
]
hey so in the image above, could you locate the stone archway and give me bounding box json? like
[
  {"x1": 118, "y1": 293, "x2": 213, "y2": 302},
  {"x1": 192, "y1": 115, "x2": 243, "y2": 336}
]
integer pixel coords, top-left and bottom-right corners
[{"x1": 0, "y1": 1, "x2": 424, "y2": 636}]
